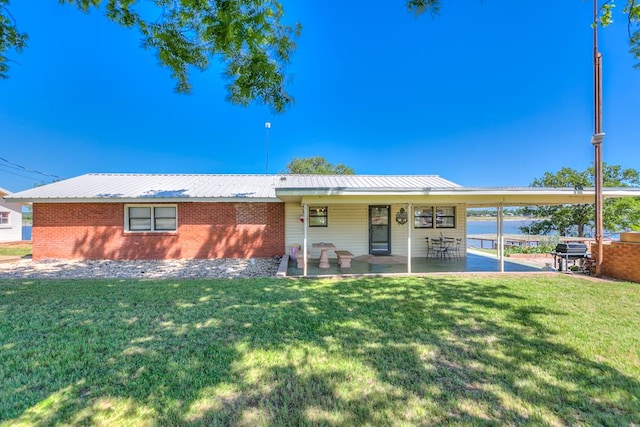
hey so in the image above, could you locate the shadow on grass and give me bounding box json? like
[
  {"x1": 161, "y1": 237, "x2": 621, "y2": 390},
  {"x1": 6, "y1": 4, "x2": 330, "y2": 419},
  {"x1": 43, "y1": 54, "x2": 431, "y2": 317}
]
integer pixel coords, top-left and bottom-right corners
[{"x1": 1, "y1": 276, "x2": 638, "y2": 425}]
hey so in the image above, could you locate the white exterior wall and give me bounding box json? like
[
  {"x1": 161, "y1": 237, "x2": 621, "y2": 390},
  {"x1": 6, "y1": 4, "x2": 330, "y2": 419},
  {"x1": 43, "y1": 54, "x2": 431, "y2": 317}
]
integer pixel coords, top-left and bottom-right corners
[
  {"x1": 0, "y1": 199, "x2": 23, "y2": 242},
  {"x1": 285, "y1": 202, "x2": 467, "y2": 258},
  {"x1": 285, "y1": 203, "x2": 369, "y2": 259},
  {"x1": 407, "y1": 203, "x2": 466, "y2": 257}
]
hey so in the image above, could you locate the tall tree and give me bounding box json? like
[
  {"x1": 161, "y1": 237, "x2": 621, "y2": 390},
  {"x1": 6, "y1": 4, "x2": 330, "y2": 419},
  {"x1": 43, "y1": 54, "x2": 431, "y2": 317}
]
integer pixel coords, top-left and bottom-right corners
[
  {"x1": 3, "y1": 1, "x2": 640, "y2": 112},
  {"x1": 284, "y1": 157, "x2": 355, "y2": 175},
  {"x1": 407, "y1": 0, "x2": 640, "y2": 66},
  {"x1": 1, "y1": 0, "x2": 301, "y2": 112},
  {"x1": 521, "y1": 164, "x2": 640, "y2": 237}
]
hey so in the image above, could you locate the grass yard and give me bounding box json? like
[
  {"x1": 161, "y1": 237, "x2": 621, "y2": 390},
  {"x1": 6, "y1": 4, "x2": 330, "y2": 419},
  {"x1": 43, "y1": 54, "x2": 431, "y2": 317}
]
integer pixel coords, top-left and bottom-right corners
[
  {"x1": 0, "y1": 242, "x2": 32, "y2": 257},
  {"x1": 1, "y1": 275, "x2": 639, "y2": 426}
]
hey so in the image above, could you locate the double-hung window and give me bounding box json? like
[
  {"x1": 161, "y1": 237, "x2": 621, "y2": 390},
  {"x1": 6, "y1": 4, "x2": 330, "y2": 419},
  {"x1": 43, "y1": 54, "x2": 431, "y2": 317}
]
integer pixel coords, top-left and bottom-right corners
[
  {"x1": 436, "y1": 206, "x2": 456, "y2": 228},
  {"x1": 0, "y1": 211, "x2": 9, "y2": 225},
  {"x1": 309, "y1": 206, "x2": 328, "y2": 227},
  {"x1": 414, "y1": 206, "x2": 456, "y2": 229},
  {"x1": 126, "y1": 205, "x2": 177, "y2": 232},
  {"x1": 413, "y1": 206, "x2": 433, "y2": 228}
]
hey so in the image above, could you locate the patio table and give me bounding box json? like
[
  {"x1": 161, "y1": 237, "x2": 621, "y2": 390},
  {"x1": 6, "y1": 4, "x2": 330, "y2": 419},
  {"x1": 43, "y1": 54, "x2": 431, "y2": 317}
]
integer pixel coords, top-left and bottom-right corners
[
  {"x1": 312, "y1": 242, "x2": 336, "y2": 268},
  {"x1": 432, "y1": 238, "x2": 453, "y2": 259}
]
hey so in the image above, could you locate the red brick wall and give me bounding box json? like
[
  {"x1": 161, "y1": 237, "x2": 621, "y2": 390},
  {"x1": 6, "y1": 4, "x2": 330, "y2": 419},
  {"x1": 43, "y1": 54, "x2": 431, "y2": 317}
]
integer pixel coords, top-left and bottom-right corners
[
  {"x1": 32, "y1": 202, "x2": 285, "y2": 260},
  {"x1": 591, "y1": 242, "x2": 640, "y2": 283}
]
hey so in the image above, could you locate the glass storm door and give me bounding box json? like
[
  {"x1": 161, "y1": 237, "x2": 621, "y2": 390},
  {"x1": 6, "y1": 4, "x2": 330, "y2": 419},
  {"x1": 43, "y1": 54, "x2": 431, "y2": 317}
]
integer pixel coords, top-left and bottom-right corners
[{"x1": 369, "y1": 205, "x2": 390, "y2": 255}]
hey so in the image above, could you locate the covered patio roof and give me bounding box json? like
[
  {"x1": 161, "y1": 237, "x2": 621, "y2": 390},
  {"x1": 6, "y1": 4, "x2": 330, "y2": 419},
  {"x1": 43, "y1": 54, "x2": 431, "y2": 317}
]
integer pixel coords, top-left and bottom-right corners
[{"x1": 276, "y1": 185, "x2": 640, "y2": 205}]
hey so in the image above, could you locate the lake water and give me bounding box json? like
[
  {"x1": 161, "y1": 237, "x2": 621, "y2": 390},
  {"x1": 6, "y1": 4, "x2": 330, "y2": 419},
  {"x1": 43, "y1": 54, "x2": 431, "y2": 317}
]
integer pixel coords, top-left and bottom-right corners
[
  {"x1": 466, "y1": 219, "x2": 540, "y2": 248},
  {"x1": 466, "y1": 219, "x2": 619, "y2": 247},
  {"x1": 467, "y1": 219, "x2": 535, "y2": 236}
]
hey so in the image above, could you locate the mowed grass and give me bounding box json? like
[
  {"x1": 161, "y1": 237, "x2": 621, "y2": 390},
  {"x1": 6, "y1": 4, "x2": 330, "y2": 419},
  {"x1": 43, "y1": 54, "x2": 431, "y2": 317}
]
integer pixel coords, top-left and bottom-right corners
[
  {"x1": 0, "y1": 242, "x2": 32, "y2": 257},
  {"x1": 1, "y1": 275, "x2": 639, "y2": 426}
]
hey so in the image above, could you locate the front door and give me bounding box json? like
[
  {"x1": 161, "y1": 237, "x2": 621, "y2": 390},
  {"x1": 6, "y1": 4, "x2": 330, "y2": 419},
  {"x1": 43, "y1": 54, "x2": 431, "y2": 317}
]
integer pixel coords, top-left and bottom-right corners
[{"x1": 369, "y1": 205, "x2": 390, "y2": 255}]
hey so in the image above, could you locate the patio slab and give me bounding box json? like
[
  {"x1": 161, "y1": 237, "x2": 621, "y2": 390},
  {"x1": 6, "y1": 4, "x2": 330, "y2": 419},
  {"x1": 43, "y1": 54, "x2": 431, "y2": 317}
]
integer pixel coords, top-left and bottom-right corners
[{"x1": 287, "y1": 252, "x2": 543, "y2": 277}]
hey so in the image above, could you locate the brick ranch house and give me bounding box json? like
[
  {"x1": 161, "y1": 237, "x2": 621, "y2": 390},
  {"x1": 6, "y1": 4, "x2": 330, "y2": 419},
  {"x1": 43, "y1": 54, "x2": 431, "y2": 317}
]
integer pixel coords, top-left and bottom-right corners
[{"x1": 4, "y1": 173, "x2": 639, "y2": 274}]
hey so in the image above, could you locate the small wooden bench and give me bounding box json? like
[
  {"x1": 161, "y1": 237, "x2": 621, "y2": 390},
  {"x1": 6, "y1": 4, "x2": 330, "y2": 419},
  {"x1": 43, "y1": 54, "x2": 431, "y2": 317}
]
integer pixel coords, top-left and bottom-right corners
[{"x1": 334, "y1": 250, "x2": 354, "y2": 268}]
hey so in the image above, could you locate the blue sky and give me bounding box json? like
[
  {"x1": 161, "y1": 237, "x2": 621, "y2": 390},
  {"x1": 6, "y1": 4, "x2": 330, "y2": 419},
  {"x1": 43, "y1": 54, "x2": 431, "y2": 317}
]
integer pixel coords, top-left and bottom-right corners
[{"x1": 1, "y1": 1, "x2": 639, "y2": 192}]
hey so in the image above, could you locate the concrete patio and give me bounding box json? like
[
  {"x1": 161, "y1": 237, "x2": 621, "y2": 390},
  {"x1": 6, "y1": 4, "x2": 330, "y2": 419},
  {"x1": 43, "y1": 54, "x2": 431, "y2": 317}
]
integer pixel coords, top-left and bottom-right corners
[{"x1": 287, "y1": 251, "x2": 548, "y2": 277}]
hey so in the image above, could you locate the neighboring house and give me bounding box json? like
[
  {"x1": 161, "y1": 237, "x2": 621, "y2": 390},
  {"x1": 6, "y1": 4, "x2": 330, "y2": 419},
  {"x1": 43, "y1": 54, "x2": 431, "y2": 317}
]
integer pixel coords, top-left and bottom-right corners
[
  {"x1": 5, "y1": 173, "x2": 640, "y2": 274},
  {"x1": 0, "y1": 187, "x2": 24, "y2": 242}
]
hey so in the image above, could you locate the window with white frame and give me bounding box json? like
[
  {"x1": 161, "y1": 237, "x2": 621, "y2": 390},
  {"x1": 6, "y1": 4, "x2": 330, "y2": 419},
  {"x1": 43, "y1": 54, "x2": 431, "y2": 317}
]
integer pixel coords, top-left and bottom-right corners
[
  {"x1": 0, "y1": 211, "x2": 9, "y2": 225},
  {"x1": 125, "y1": 205, "x2": 177, "y2": 232}
]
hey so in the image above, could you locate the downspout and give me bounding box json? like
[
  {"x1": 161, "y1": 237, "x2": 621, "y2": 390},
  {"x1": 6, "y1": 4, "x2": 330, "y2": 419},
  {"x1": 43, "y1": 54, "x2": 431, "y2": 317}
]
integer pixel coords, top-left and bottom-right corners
[
  {"x1": 303, "y1": 203, "x2": 308, "y2": 277},
  {"x1": 407, "y1": 202, "x2": 412, "y2": 273}
]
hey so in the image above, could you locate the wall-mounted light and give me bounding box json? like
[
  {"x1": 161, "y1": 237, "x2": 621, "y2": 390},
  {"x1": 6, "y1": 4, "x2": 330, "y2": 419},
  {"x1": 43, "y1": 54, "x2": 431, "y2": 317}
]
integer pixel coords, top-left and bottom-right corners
[{"x1": 395, "y1": 207, "x2": 408, "y2": 225}]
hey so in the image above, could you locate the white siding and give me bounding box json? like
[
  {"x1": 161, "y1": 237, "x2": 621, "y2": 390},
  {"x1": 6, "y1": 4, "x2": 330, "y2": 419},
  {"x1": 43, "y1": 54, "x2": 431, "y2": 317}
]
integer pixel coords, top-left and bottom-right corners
[
  {"x1": 285, "y1": 202, "x2": 467, "y2": 258},
  {"x1": 391, "y1": 204, "x2": 409, "y2": 256},
  {"x1": 0, "y1": 200, "x2": 23, "y2": 242},
  {"x1": 409, "y1": 204, "x2": 467, "y2": 257},
  {"x1": 285, "y1": 203, "x2": 368, "y2": 259}
]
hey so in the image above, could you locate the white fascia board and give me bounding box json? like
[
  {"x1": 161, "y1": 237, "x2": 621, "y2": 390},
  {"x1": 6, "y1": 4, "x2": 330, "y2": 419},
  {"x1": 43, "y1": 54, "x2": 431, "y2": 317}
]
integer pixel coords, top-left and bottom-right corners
[
  {"x1": 601, "y1": 189, "x2": 640, "y2": 197},
  {"x1": 276, "y1": 186, "x2": 640, "y2": 198},
  {"x1": 275, "y1": 188, "x2": 456, "y2": 197},
  {"x1": 275, "y1": 189, "x2": 588, "y2": 199}
]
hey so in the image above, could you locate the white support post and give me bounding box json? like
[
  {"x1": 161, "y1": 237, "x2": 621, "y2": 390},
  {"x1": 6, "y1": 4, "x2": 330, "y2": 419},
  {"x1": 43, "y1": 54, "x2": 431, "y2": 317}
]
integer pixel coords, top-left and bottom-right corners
[
  {"x1": 407, "y1": 202, "x2": 412, "y2": 273},
  {"x1": 303, "y1": 204, "x2": 308, "y2": 277},
  {"x1": 498, "y1": 205, "x2": 505, "y2": 272}
]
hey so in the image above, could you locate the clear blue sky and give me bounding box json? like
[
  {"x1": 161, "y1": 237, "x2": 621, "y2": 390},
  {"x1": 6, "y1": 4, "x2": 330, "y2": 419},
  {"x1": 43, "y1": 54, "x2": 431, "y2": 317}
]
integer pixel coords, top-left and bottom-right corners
[{"x1": 1, "y1": 1, "x2": 639, "y2": 192}]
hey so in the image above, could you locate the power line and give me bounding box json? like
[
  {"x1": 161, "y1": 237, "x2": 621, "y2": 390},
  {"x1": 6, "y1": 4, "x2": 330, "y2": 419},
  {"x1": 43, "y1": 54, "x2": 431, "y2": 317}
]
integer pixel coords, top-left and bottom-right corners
[
  {"x1": 0, "y1": 156, "x2": 65, "y2": 181},
  {"x1": 0, "y1": 167, "x2": 41, "y2": 182},
  {"x1": 0, "y1": 162, "x2": 39, "y2": 174}
]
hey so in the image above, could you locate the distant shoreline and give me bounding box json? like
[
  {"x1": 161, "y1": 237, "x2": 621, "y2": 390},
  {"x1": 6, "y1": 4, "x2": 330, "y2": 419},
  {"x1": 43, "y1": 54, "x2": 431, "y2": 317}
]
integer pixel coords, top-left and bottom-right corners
[{"x1": 467, "y1": 216, "x2": 534, "y2": 222}]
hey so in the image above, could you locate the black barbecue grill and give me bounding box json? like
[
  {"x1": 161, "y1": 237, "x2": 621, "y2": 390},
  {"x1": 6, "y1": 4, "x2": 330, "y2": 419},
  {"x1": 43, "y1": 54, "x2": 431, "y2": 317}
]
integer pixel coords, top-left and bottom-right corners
[{"x1": 550, "y1": 242, "x2": 590, "y2": 271}]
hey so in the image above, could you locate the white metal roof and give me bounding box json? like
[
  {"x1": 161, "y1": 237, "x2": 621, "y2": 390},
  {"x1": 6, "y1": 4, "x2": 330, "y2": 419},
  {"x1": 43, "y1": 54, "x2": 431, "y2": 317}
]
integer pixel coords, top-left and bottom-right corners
[
  {"x1": 275, "y1": 174, "x2": 460, "y2": 190},
  {"x1": 4, "y1": 174, "x2": 282, "y2": 202},
  {"x1": 4, "y1": 173, "x2": 461, "y2": 202},
  {"x1": 4, "y1": 173, "x2": 640, "y2": 205}
]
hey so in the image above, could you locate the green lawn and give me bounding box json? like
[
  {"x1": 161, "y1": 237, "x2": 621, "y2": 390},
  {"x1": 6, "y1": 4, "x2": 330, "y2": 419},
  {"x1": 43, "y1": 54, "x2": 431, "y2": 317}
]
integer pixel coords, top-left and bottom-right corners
[
  {"x1": 0, "y1": 242, "x2": 32, "y2": 257},
  {"x1": 1, "y1": 275, "x2": 639, "y2": 426}
]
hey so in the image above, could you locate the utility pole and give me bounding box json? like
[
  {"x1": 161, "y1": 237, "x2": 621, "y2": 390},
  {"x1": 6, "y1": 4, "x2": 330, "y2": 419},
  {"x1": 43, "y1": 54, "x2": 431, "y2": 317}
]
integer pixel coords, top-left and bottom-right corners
[
  {"x1": 592, "y1": 0, "x2": 605, "y2": 277},
  {"x1": 265, "y1": 122, "x2": 271, "y2": 173}
]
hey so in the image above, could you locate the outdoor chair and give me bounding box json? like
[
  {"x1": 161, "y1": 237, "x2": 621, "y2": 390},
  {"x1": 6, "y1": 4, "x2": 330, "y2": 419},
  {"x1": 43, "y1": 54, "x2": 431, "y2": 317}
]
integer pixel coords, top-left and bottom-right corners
[
  {"x1": 432, "y1": 237, "x2": 450, "y2": 259},
  {"x1": 425, "y1": 237, "x2": 433, "y2": 258},
  {"x1": 450, "y1": 238, "x2": 462, "y2": 259}
]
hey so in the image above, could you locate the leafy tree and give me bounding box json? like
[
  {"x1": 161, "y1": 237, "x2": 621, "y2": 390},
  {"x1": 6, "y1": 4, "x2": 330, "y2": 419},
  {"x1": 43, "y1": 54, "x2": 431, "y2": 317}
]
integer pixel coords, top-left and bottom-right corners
[
  {"x1": 284, "y1": 157, "x2": 355, "y2": 175},
  {"x1": 1, "y1": 0, "x2": 301, "y2": 112},
  {"x1": 0, "y1": 0, "x2": 27, "y2": 79},
  {"x1": 520, "y1": 164, "x2": 640, "y2": 237},
  {"x1": 4, "y1": 1, "x2": 640, "y2": 112},
  {"x1": 600, "y1": 164, "x2": 640, "y2": 232},
  {"x1": 407, "y1": 0, "x2": 640, "y2": 67}
]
